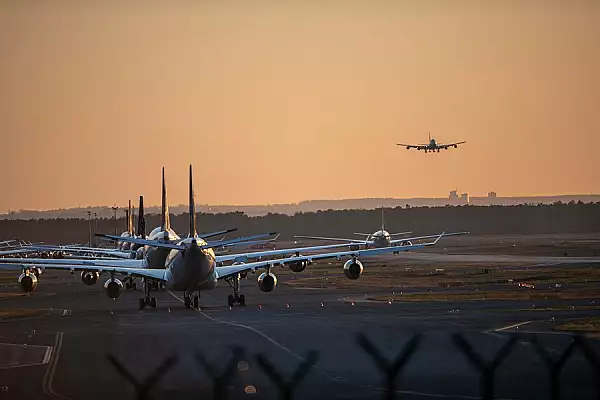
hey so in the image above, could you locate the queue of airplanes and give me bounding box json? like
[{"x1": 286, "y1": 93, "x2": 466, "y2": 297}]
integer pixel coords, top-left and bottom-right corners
[{"x1": 0, "y1": 165, "x2": 467, "y2": 310}]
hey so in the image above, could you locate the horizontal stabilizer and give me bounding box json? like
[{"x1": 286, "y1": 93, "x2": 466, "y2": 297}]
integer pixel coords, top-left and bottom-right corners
[
  {"x1": 202, "y1": 232, "x2": 278, "y2": 250},
  {"x1": 96, "y1": 234, "x2": 184, "y2": 250},
  {"x1": 389, "y1": 231, "x2": 412, "y2": 237}
]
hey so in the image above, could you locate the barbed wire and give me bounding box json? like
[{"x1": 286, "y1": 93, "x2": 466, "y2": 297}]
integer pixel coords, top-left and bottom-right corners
[{"x1": 105, "y1": 332, "x2": 599, "y2": 400}]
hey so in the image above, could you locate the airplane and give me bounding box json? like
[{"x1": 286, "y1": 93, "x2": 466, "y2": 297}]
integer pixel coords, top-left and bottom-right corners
[
  {"x1": 0, "y1": 165, "x2": 458, "y2": 310},
  {"x1": 397, "y1": 132, "x2": 466, "y2": 153},
  {"x1": 295, "y1": 207, "x2": 467, "y2": 250}
]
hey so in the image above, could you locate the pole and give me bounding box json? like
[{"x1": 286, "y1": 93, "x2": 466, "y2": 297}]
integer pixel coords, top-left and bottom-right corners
[
  {"x1": 112, "y1": 206, "x2": 118, "y2": 240},
  {"x1": 87, "y1": 210, "x2": 92, "y2": 247},
  {"x1": 94, "y1": 213, "x2": 98, "y2": 247}
]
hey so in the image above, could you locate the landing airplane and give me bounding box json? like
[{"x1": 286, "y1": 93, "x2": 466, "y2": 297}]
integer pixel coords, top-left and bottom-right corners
[
  {"x1": 1, "y1": 165, "x2": 456, "y2": 310},
  {"x1": 397, "y1": 132, "x2": 466, "y2": 153}
]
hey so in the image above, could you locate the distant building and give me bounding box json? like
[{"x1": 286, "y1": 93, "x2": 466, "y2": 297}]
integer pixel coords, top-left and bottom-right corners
[
  {"x1": 488, "y1": 192, "x2": 497, "y2": 198},
  {"x1": 449, "y1": 190, "x2": 459, "y2": 200},
  {"x1": 460, "y1": 193, "x2": 469, "y2": 203}
]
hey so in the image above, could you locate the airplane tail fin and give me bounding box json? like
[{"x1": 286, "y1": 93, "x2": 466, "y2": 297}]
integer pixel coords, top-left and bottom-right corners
[
  {"x1": 125, "y1": 200, "x2": 131, "y2": 234},
  {"x1": 131, "y1": 204, "x2": 136, "y2": 236},
  {"x1": 381, "y1": 206, "x2": 385, "y2": 232},
  {"x1": 188, "y1": 164, "x2": 197, "y2": 238},
  {"x1": 161, "y1": 167, "x2": 171, "y2": 232},
  {"x1": 137, "y1": 195, "x2": 146, "y2": 239},
  {"x1": 428, "y1": 131, "x2": 431, "y2": 142}
]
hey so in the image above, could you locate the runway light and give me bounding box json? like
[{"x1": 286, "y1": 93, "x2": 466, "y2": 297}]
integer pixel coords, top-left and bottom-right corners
[
  {"x1": 258, "y1": 304, "x2": 262, "y2": 309},
  {"x1": 351, "y1": 301, "x2": 355, "y2": 306},
  {"x1": 285, "y1": 303, "x2": 290, "y2": 308},
  {"x1": 320, "y1": 302, "x2": 324, "y2": 307},
  {"x1": 168, "y1": 308, "x2": 171, "y2": 313},
  {"x1": 388, "y1": 301, "x2": 392, "y2": 305},
  {"x1": 229, "y1": 306, "x2": 232, "y2": 311},
  {"x1": 244, "y1": 385, "x2": 257, "y2": 394}
]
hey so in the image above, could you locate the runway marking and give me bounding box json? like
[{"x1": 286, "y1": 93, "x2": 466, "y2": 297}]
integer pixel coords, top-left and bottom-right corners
[
  {"x1": 43, "y1": 346, "x2": 53, "y2": 364},
  {"x1": 0, "y1": 342, "x2": 53, "y2": 370},
  {"x1": 42, "y1": 332, "x2": 70, "y2": 400},
  {"x1": 167, "y1": 291, "x2": 516, "y2": 400},
  {"x1": 492, "y1": 321, "x2": 533, "y2": 332},
  {"x1": 167, "y1": 291, "x2": 305, "y2": 362}
]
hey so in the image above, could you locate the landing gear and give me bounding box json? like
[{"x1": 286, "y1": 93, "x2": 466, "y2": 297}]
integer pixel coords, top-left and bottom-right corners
[
  {"x1": 225, "y1": 273, "x2": 246, "y2": 307},
  {"x1": 183, "y1": 291, "x2": 199, "y2": 309},
  {"x1": 125, "y1": 277, "x2": 137, "y2": 291},
  {"x1": 139, "y1": 279, "x2": 157, "y2": 310}
]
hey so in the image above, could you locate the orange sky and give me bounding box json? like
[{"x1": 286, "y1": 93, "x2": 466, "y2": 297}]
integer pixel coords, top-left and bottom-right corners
[{"x1": 1, "y1": 0, "x2": 599, "y2": 212}]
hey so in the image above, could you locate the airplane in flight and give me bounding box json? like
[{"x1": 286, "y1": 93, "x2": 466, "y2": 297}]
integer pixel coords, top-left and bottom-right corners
[
  {"x1": 295, "y1": 207, "x2": 467, "y2": 250},
  {"x1": 0, "y1": 165, "x2": 458, "y2": 310},
  {"x1": 397, "y1": 132, "x2": 466, "y2": 153}
]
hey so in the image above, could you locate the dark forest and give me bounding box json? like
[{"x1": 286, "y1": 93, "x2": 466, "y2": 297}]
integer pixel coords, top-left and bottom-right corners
[{"x1": 1, "y1": 202, "x2": 599, "y2": 245}]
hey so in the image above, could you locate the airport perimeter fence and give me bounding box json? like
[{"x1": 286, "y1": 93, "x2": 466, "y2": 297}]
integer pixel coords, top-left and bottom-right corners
[{"x1": 105, "y1": 331, "x2": 600, "y2": 400}]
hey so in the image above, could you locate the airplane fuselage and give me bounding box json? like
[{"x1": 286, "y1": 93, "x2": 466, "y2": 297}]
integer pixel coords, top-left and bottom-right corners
[
  {"x1": 163, "y1": 239, "x2": 217, "y2": 292},
  {"x1": 366, "y1": 230, "x2": 392, "y2": 248}
]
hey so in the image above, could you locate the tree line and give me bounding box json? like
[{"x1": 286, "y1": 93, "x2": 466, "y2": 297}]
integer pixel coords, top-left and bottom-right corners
[{"x1": 1, "y1": 202, "x2": 599, "y2": 245}]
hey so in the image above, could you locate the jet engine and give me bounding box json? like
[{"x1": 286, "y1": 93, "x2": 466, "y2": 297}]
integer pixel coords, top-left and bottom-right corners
[
  {"x1": 400, "y1": 240, "x2": 412, "y2": 246},
  {"x1": 257, "y1": 272, "x2": 277, "y2": 293},
  {"x1": 343, "y1": 259, "x2": 363, "y2": 280},
  {"x1": 81, "y1": 271, "x2": 99, "y2": 286},
  {"x1": 288, "y1": 256, "x2": 311, "y2": 273},
  {"x1": 104, "y1": 278, "x2": 123, "y2": 299},
  {"x1": 135, "y1": 247, "x2": 145, "y2": 260},
  {"x1": 18, "y1": 272, "x2": 38, "y2": 293}
]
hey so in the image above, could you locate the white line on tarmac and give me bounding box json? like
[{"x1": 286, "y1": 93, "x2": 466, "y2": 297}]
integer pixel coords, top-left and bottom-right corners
[
  {"x1": 43, "y1": 346, "x2": 53, "y2": 364},
  {"x1": 493, "y1": 321, "x2": 533, "y2": 332},
  {"x1": 42, "y1": 332, "x2": 70, "y2": 400},
  {"x1": 167, "y1": 291, "x2": 306, "y2": 362},
  {"x1": 167, "y1": 291, "x2": 512, "y2": 400}
]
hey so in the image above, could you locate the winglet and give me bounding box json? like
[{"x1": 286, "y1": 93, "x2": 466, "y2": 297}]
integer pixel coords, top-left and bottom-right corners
[{"x1": 433, "y1": 232, "x2": 445, "y2": 245}]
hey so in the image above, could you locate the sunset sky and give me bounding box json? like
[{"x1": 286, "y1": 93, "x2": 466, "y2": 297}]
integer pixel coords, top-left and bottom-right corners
[{"x1": 1, "y1": 0, "x2": 598, "y2": 212}]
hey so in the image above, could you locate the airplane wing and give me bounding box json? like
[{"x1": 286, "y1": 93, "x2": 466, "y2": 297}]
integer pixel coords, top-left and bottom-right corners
[
  {"x1": 294, "y1": 235, "x2": 366, "y2": 243},
  {"x1": 97, "y1": 232, "x2": 278, "y2": 251},
  {"x1": 215, "y1": 233, "x2": 446, "y2": 280},
  {"x1": 438, "y1": 141, "x2": 466, "y2": 149},
  {"x1": 0, "y1": 248, "x2": 41, "y2": 256},
  {"x1": 197, "y1": 228, "x2": 237, "y2": 240},
  {"x1": 0, "y1": 257, "x2": 143, "y2": 268},
  {"x1": 0, "y1": 261, "x2": 168, "y2": 281},
  {"x1": 396, "y1": 144, "x2": 428, "y2": 150},
  {"x1": 215, "y1": 242, "x2": 363, "y2": 264},
  {"x1": 26, "y1": 245, "x2": 133, "y2": 259}
]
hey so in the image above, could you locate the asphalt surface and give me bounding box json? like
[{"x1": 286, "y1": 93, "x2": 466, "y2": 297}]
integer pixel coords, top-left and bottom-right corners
[{"x1": 0, "y1": 269, "x2": 599, "y2": 400}]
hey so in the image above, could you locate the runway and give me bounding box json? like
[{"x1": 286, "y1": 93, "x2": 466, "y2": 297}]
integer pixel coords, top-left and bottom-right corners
[{"x1": 0, "y1": 270, "x2": 599, "y2": 400}]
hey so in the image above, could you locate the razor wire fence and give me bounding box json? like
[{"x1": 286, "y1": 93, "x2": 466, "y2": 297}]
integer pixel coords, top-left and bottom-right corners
[{"x1": 106, "y1": 332, "x2": 600, "y2": 400}]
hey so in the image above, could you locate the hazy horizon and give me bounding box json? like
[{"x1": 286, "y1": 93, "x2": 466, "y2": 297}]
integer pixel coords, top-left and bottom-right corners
[
  {"x1": 2, "y1": 0, "x2": 598, "y2": 214},
  {"x1": 4, "y1": 191, "x2": 600, "y2": 215}
]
